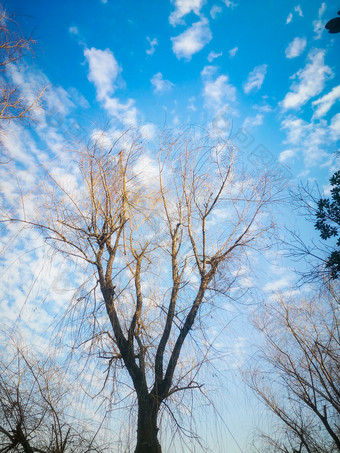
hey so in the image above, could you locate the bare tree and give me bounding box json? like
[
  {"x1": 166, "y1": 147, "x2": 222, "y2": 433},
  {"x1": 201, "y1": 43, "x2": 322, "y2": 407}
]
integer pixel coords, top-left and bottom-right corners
[
  {"x1": 246, "y1": 282, "x2": 340, "y2": 453},
  {"x1": 0, "y1": 4, "x2": 45, "y2": 131},
  {"x1": 3, "y1": 128, "x2": 276, "y2": 452},
  {"x1": 0, "y1": 330, "x2": 108, "y2": 453}
]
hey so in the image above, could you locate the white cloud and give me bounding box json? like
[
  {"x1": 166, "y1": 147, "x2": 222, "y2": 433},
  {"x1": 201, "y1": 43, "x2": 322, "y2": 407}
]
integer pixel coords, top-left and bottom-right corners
[
  {"x1": 229, "y1": 46, "x2": 238, "y2": 58},
  {"x1": 204, "y1": 75, "x2": 236, "y2": 105},
  {"x1": 281, "y1": 116, "x2": 306, "y2": 144},
  {"x1": 303, "y1": 121, "x2": 329, "y2": 166},
  {"x1": 6, "y1": 63, "x2": 77, "y2": 137},
  {"x1": 224, "y1": 0, "x2": 237, "y2": 7},
  {"x1": 330, "y1": 113, "x2": 340, "y2": 140},
  {"x1": 201, "y1": 66, "x2": 237, "y2": 118},
  {"x1": 286, "y1": 12, "x2": 293, "y2": 24},
  {"x1": 90, "y1": 129, "x2": 115, "y2": 148},
  {"x1": 263, "y1": 276, "x2": 291, "y2": 292},
  {"x1": 1, "y1": 123, "x2": 36, "y2": 166},
  {"x1": 207, "y1": 50, "x2": 222, "y2": 62},
  {"x1": 286, "y1": 5, "x2": 303, "y2": 24},
  {"x1": 173, "y1": 115, "x2": 180, "y2": 126},
  {"x1": 103, "y1": 97, "x2": 138, "y2": 126},
  {"x1": 279, "y1": 149, "x2": 295, "y2": 163},
  {"x1": 285, "y1": 37, "x2": 307, "y2": 59},
  {"x1": 210, "y1": 5, "x2": 222, "y2": 19},
  {"x1": 140, "y1": 123, "x2": 157, "y2": 140},
  {"x1": 68, "y1": 87, "x2": 90, "y2": 109},
  {"x1": 243, "y1": 64, "x2": 267, "y2": 94},
  {"x1": 84, "y1": 47, "x2": 121, "y2": 100},
  {"x1": 242, "y1": 113, "x2": 263, "y2": 129},
  {"x1": 187, "y1": 96, "x2": 196, "y2": 111},
  {"x1": 134, "y1": 154, "x2": 159, "y2": 186},
  {"x1": 318, "y1": 2, "x2": 327, "y2": 16},
  {"x1": 84, "y1": 47, "x2": 139, "y2": 127},
  {"x1": 69, "y1": 26, "x2": 79, "y2": 35},
  {"x1": 312, "y1": 85, "x2": 340, "y2": 118},
  {"x1": 257, "y1": 103, "x2": 274, "y2": 113},
  {"x1": 281, "y1": 50, "x2": 332, "y2": 110},
  {"x1": 313, "y1": 21, "x2": 324, "y2": 39},
  {"x1": 281, "y1": 115, "x2": 335, "y2": 167},
  {"x1": 313, "y1": 2, "x2": 326, "y2": 39},
  {"x1": 146, "y1": 37, "x2": 158, "y2": 55},
  {"x1": 171, "y1": 18, "x2": 212, "y2": 60},
  {"x1": 151, "y1": 72, "x2": 174, "y2": 93},
  {"x1": 169, "y1": 0, "x2": 204, "y2": 26},
  {"x1": 294, "y1": 5, "x2": 303, "y2": 16}
]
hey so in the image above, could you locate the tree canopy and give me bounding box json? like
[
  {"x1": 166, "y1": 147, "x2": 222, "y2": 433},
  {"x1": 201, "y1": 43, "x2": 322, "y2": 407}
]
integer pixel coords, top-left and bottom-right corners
[{"x1": 315, "y1": 170, "x2": 340, "y2": 279}]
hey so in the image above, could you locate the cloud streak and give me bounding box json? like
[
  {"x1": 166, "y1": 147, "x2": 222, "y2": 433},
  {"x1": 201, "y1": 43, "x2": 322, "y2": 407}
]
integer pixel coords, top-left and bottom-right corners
[
  {"x1": 243, "y1": 64, "x2": 267, "y2": 94},
  {"x1": 281, "y1": 50, "x2": 332, "y2": 110},
  {"x1": 285, "y1": 37, "x2": 307, "y2": 59},
  {"x1": 312, "y1": 85, "x2": 340, "y2": 118}
]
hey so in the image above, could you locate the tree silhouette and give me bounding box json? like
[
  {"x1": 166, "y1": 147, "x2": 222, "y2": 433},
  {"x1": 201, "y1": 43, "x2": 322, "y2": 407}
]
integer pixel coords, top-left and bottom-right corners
[
  {"x1": 315, "y1": 170, "x2": 340, "y2": 279},
  {"x1": 325, "y1": 11, "x2": 340, "y2": 34}
]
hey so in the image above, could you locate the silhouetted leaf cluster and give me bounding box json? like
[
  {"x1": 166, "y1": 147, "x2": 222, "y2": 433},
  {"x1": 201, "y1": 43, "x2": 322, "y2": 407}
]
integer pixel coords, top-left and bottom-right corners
[{"x1": 315, "y1": 170, "x2": 340, "y2": 279}]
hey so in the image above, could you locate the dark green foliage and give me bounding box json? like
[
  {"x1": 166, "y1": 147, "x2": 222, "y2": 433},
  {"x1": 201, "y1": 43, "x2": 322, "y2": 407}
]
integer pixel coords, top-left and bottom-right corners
[{"x1": 315, "y1": 170, "x2": 340, "y2": 279}]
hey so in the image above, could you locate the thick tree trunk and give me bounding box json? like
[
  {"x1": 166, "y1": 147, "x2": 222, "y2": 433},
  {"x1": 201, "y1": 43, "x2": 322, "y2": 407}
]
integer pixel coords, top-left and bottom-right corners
[{"x1": 134, "y1": 394, "x2": 162, "y2": 453}]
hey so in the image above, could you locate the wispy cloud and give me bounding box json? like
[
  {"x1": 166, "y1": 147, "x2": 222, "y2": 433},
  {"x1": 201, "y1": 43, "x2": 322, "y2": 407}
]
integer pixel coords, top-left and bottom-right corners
[
  {"x1": 295, "y1": 5, "x2": 303, "y2": 15},
  {"x1": 286, "y1": 5, "x2": 303, "y2": 24},
  {"x1": 7, "y1": 63, "x2": 76, "y2": 135},
  {"x1": 243, "y1": 64, "x2": 267, "y2": 94},
  {"x1": 224, "y1": 0, "x2": 237, "y2": 8},
  {"x1": 286, "y1": 12, "x2": 293, "y2": 24},
  {"x1": 103, "y1": 97, "x2": 138, "y2": 126},
  {"x1": 279, "y1": 149, "x2": 295, "y2": 163},
  {"x1": 171, "y1": 18, "x2": 212, "y2": 60},
  {"x1": 169, "y1": 0, "x2": 204, "y2": 26},
  {"x1": 312, "y1": 85, "x2": 340, "y2": 118},
  {"x1": 281, "y1": 115, "x2": 335, "y2": 167},
  {"x1": 84, "y1": 47, "x2": 138, "y2": 126},
  {"x1": 313, "y1": 2, "x2": 326, "y2": 39},
  {"x1": 146, "y1": 37, "x2": 158, "y2": 55},
  {"x1": 151, "y1": 72, "x2": 174, "y2": 93},
  {"x1": 281, "y1": 116, "x2": 306, "y2": 145},
  {"x1": 263, "y1": 276, "x2": 292, "y2": 292},
  {"x1": 229, "y1": 46, "x2": 238, "y2": 58},
  {"x1": 69, "y1": 25, "x2": 79, "y2": 35},
  {"x1": 285, "y1": 37, "x2": 307, "y2": 59},
  {"x1": 202, "y1": 66, "x2": 236, "y2": 113},
  {"x1": 207, "y1": 50, "x2": 222, "y2": 62},
  {"x1": 330, "y1": 113, "x2": 340, "y2": 140},
  {"x1": 242, "y1": 113, "x2": 263, "y2": 129},
  {"x1": 210, "y1": 5, "x2": 222, "y2": 19},
  {"x1": 281, "y1": 50, "x2": 332, "y2": 110},
  {"x1": 139, "y1": 123, "x2": 157, "y2": 140}
]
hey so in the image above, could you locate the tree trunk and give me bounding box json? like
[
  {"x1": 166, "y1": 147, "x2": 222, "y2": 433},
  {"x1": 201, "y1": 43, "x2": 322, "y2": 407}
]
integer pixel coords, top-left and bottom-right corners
[{"x1": 134, "y1": 394, "x2": 162, "y2": 453}]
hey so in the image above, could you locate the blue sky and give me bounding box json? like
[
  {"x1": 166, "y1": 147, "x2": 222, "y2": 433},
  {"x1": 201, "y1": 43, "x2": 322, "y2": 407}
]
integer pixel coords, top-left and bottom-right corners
[
  {"x1": 1, "y1": 0, "x2": 340, "y2": 452},
  {"x1": 8, "y1": 0, "x2": 340, "y2": 181}
]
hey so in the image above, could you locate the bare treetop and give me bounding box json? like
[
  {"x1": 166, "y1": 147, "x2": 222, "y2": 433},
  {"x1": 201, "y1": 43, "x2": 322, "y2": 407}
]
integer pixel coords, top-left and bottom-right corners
[{"x1": 0, "y1": 5, "x2": 45, "y2": 129}]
